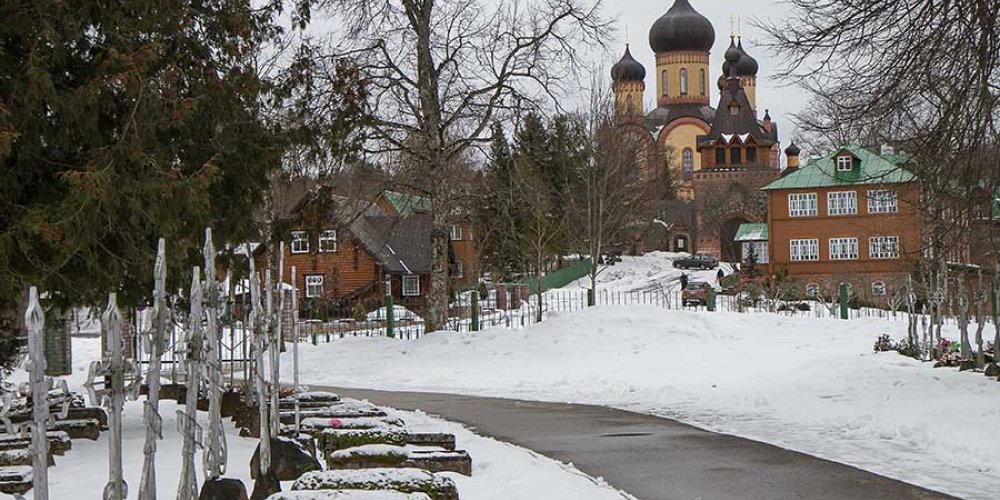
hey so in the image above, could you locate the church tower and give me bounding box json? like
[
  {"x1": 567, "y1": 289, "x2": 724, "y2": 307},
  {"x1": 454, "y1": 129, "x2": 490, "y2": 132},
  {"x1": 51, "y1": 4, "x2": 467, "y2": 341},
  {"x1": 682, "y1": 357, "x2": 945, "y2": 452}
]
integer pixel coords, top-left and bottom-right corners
[
  {"x1": 611, "y1": 45, "x2": 646, "y2": 119},
  {"x1": 648, "y1": 0, "x2": 715, "y2": 107}
]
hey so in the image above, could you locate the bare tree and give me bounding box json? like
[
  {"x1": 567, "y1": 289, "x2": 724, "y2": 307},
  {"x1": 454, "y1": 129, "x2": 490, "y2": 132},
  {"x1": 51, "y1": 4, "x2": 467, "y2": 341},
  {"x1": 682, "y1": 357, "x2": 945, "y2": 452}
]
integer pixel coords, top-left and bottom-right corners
[
  {"x1": 314, "y1": 0, "x2": 611, "y2": 330},
  {"x1": 512, "y1": 153, "x2": 566, "y2": 323},
  {"x1": 570, "y1": 88, "x2": 651, "y2": 303}
]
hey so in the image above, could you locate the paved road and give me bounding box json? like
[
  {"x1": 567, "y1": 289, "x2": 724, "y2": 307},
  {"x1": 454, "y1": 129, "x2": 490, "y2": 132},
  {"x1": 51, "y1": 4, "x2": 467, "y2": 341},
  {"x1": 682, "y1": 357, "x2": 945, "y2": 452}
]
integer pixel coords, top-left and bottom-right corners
[{"x1": 317, "y1": 386, "x2": 954, "y2": 500}]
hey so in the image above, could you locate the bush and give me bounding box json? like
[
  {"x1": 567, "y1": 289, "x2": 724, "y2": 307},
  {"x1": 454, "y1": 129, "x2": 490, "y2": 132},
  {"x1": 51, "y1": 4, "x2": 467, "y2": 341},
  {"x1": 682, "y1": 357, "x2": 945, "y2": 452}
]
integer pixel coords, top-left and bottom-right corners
[
  {"x1": 874, "y1": 334, "x2": 896, "y2": 352},
  {"x1": 351, "y1": 303, "x2": 366, "y2": 322},
  {"x1": 895, "y1": 337, "x2": 921, "y2": 358}
]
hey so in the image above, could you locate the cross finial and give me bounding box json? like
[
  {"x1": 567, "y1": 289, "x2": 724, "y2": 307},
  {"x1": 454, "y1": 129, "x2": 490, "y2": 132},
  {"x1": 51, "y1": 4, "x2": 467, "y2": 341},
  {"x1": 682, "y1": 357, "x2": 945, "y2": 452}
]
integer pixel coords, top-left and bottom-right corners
[{"x1": 729, "y1": 15, "x2": 736, "y2": 38}]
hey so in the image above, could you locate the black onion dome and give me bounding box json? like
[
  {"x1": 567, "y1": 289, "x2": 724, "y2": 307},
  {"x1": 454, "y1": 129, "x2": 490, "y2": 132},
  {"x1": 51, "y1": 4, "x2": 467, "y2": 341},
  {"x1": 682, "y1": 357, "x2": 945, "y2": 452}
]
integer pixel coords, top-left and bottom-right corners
[
  {"x1": 736, "y1": 38, "x2": 759, "y2": 76},
  {"x1": 611, "y1": 45, "x2": 646, "y2": 82},
  {"x1": 722, "y1": 37, "x2": 740, "y2": 76},
  {"x1": 785, "y1": 141, "x2": 801, "y2": 156},
  {"x1": 649, "y1": 0, "x2": 716, "y2": 53}
]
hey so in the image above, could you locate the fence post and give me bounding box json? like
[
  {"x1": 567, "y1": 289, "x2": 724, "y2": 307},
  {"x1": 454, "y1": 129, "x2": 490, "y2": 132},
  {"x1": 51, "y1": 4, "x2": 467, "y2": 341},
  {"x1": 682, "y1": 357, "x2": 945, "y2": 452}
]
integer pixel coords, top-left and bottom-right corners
[
  {"x1": 470, "y1": 290, "x2": 479, "y2": 332},
  {"x1": 385, "y1": 276, "x2": 395, "y2": 339},
  {"x1": 706, "y1": 287, "x2": 716, "y2": 312},
  {"x1": 587, "y1": 288, "x2": 595, "y2": 307},
  {"x1": 839, "y1": 282, "x2": 849, "y2": 320}
]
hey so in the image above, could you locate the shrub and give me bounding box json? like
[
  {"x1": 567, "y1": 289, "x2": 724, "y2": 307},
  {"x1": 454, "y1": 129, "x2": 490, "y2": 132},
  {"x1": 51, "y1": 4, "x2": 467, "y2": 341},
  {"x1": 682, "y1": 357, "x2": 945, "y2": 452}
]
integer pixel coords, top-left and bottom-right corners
[
  {"x1": 874, "y1": 334, "x2": 896, "y2": 352},
  {"x1": 351, "y1": 303, "x2": 366, "y2": 322},
  {"x1": 895, "y1": 337, "x2": 921, "y2": 358}
]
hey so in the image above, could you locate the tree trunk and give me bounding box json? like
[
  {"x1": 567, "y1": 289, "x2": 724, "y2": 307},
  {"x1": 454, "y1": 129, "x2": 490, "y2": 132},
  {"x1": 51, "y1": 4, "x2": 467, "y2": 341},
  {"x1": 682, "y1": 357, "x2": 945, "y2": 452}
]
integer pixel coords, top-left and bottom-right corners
[{"x1": 425, "y1": 204, "x2": 450, "y2": 332}]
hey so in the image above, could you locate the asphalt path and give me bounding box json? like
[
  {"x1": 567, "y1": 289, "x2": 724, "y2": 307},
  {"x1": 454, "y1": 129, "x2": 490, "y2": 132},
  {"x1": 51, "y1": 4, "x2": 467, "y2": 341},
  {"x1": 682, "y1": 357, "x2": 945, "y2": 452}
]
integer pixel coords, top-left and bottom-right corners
[{"x1": 316, "y1": 386, "x2": 954, "y2": 500}]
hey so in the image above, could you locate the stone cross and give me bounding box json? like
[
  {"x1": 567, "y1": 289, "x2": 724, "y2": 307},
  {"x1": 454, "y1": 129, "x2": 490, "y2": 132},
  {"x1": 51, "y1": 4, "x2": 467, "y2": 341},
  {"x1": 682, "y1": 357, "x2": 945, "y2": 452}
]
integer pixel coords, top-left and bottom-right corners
[
  {"x1": 139, "y1": 239, "x2": 168, "y2": 500},
  {"x1": 84, "y1": 292, "x2": 140, "y2": 500},
  {"x1": 177, "y1": 267, "x2": 205, "y2": 500},
  {"x1": 23, "y1": 287, "x2": 51, "y2": 500},
  {"x1": 249, "y1": 266, "x2": 271, "y2": 475},
  {"x1": 202, "y1": 228, "x2": 228, "y2": 481}
]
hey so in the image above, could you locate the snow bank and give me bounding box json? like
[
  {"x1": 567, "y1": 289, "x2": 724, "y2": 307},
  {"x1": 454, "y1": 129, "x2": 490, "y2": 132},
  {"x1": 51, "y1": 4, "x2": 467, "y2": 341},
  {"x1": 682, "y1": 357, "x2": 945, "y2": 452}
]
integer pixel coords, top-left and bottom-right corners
[
  {"x1": 283, "y1": 306, "x2": 1000, "y2": 500},
  {"x1": 562, "y1": 251, "x2": 734, "y2": 293}
]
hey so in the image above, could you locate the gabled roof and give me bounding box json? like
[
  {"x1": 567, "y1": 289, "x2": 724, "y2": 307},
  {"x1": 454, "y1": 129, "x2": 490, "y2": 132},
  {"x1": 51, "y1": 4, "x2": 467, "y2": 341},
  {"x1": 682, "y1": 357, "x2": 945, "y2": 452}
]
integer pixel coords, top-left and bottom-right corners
[
  {"x1": 645, "y1": 104, "x2": 716, "y2": 130},
  {"x1": 350, "y1": 214, "x2": 432, "y2": 274},
  {"x1": 697, "y1": 76, "x2": 777, "y2": 148},
  {"x1": 734, "y1": 223, "x2": 768, "y2": 242},
  {"x1": 381, "y1": 190, "x2": 431, "y2": 216},
  {"x1": 762, "y1": 144, "x2": 916, "y2": 190}
]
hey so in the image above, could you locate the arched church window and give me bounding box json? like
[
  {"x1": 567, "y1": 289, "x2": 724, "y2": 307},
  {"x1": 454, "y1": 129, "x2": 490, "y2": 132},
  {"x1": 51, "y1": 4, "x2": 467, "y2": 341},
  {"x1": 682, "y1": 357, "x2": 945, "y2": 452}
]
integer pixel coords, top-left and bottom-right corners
[
  {"x1": 715, "y1": 147, "x2": 726, "y2": 165},
  {"x1": 747, "y1": 146, "x2": 757, "y2": 164},
  {"x1": 682, "y1": 148, "x2": 694, "y2": 178},
  {"x1": 730, "y1": 147, "x2": 742, "y2": 164},
  {"x1": 661, "y1": 70, "x2": 668, "y2": 96},
  {"x1": 679, "y1": 69, "x2": 688, "y2": 96},
  {"x1": 699, "y1": 69, "x2": 706, "y2": 96}
]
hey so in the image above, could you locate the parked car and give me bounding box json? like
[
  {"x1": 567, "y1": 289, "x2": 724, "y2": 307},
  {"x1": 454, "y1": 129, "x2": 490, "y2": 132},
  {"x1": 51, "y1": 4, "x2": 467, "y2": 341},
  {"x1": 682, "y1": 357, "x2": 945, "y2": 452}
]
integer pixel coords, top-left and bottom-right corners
[
  {"x1": 682, "y1": 281, "x2": 713, "y2": 306},
  {"x1": 672, "y1": 253, "x2": 719, "y2": 270}
]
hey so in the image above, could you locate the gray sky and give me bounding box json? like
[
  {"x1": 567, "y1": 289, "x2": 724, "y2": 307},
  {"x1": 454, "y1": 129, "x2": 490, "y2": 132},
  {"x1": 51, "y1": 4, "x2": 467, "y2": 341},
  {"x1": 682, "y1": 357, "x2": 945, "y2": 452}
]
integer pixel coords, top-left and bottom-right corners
[{"x1": 605, "y1": 0, "x2": 808, "y2": 140}]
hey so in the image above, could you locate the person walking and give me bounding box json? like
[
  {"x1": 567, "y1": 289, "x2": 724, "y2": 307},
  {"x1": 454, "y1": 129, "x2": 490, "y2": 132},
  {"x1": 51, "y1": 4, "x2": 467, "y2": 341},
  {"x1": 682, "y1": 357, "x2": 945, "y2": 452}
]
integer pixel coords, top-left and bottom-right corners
[{"x1": 680, "y1": 273, "x2": 689, "y2": 289}]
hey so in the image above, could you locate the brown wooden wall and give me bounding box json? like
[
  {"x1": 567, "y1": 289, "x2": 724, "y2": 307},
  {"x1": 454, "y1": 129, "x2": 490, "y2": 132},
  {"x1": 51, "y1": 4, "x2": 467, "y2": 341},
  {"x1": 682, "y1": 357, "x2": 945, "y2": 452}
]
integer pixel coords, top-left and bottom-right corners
[{"x1": 766, "y1": 183, "x2": 921, "y2": 283}]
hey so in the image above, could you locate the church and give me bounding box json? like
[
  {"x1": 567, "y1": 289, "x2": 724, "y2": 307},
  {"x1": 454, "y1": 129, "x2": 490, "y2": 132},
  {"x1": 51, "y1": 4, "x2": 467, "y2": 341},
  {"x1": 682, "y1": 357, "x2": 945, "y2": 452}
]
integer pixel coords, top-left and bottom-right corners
[{"x1": 611, "y1": 0, "x2": 793, "y2": 261}]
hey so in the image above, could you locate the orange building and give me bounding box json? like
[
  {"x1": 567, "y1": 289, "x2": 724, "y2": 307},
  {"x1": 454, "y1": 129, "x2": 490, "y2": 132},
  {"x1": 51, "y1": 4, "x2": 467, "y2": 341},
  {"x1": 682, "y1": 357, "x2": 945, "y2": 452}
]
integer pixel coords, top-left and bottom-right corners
[{"x1": 759, "y1": 144, "x2": 920, "y2": 296}]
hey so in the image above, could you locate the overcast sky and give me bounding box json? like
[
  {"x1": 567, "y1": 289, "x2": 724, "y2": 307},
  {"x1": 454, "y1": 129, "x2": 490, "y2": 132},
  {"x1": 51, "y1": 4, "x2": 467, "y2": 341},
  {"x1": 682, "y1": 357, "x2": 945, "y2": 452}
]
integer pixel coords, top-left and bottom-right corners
[{"x1": 604, "y1": 0, "x2": 808, "y2": 140}]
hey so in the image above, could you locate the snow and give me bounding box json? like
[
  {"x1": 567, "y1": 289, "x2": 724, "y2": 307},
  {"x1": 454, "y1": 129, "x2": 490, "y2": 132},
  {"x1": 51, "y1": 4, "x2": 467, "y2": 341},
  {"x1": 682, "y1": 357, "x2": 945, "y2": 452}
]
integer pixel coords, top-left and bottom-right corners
[
  {"x1": 269, "y1": 490, "x2": 431, "y2": 500},
  {"x1": 284, "y1": 306, "x2": 1000, "y2": 500},
  {"x1": 12, "y1": 336, "x2": 631, "y2": 499},
  {"x1": 367, "y1": 305, "x2": 423, "y2": 322},
  {"x1": 563, "y1": 252, "x2": 734, "y2": 293}
]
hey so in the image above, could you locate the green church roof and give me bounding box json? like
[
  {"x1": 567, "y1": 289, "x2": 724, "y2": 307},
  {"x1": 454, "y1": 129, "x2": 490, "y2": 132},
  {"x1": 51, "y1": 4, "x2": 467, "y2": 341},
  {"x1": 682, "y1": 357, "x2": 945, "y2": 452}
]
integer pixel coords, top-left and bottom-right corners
[
  {"x1": 382, "y1": 190, "x2": 431, "y2": 216},
  {"x1": 762, "y1": 144, "x2": 916, "y2": 191}
]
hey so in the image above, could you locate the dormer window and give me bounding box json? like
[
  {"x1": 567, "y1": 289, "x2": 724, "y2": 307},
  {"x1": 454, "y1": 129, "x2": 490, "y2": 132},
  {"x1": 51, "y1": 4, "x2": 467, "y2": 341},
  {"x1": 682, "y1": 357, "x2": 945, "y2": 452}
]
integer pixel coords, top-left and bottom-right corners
[{"x1": 836, "y1": 155, "x2": 853, "y2": 172}]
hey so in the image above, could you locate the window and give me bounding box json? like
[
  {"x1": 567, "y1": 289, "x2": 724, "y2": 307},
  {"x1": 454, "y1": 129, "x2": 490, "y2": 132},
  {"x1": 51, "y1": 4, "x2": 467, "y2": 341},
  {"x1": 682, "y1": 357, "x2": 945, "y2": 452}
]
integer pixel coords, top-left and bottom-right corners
[
  {"x1": 790, "y1": 239, "x2": 819, "y2": 261},
  {"x1": 661, "y1": 70, "x2": 668, "y2": 96},
  {"x1": 730, "y1": 147, "x2": 742, "y2": 164},
  {"x1": 788, "y1": 193, "x2": 818, "y2": 217},
  {"x1": 305, "y1": 275, "x2": 324, "y2": 298},
  {"x1": 291, "y1": 231, "x2": 309, "y2": 254},
  {"x1": 699, "y1": 69, "x2": 706, "y2": 96},
  {"x1": 318, "y1": 230, "x2": 337, "y2": 253},
  {"x1": 871, "y1": 281, "x2": 887, "y2": 296},
  {"x1": 829, "y1": 237, "x2": 859, "y2": 260},
  {"x1": 836, "y1": 155, "x2": 853, "y2": 172},
  {"x1": 402, "y1": 275, "x2": 420, "y2": 296},
  {"x1": 682, "y1": 148, "x2": 694, "y2": 177},
  {"x1": 742, "y1": 241, "x2": 769, "y2": 264},
  {"x1": 453, "y1": 261, "x2": 464, "y2": 279},
  {"x1": 746, "y1": 146, "x2": 757, "y2": 164},
  {"x1": 679, "y1": 68, "x2": 688, "y2": 95},
  {"x1": 715, "y1": 147, "x2": 726, "y2": 165},
  {"x1": 805, "y1": 283, "x2": 819, "y2": 298},
  {"x1": 827, "y1": 191, "x2": 858, "y2": 216},
  {"x1": 869, "y1": 236, "x2": 900, "y2": 259},
  {"x1": 450, "y1": 224, "x2": 463, "y2": 241},
  {"x1": 867, "y1": 190, "x2": 898, "y2": 214}
]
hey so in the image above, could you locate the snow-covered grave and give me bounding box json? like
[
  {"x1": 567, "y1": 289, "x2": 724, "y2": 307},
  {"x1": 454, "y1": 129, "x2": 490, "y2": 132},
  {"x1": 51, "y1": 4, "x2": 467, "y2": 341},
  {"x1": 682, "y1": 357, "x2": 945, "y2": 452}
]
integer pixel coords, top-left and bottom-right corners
[{"x1": 283, "y1": 305, "x2": 1000, "y2": 500}]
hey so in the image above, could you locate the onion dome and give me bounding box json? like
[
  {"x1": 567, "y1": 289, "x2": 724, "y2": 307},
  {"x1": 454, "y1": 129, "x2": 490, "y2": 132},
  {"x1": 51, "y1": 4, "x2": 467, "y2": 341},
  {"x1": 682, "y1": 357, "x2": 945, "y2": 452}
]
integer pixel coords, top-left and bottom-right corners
[
  {"x1": 735, "y1": 38, "x2": 759, "y2": 76},
  {"x1": 649, "y1": 0, "x2": 716, "y2": 54},
  {"x1": 611, "y1": 45, "x2": 646, "y2": 82},
  {"x1": 722, "y1": 36, "x2": 741, "y2": 76},
  {"x1": 785, "y1": 141, "x2": 801, "y2": 156}
]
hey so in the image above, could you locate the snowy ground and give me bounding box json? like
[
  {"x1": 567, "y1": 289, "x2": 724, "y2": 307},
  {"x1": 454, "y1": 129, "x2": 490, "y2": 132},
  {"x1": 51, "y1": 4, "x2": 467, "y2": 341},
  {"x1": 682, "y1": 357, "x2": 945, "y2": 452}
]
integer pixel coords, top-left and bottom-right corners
[
  {"x1": 564, "y1": 251, "x2": 735, "y2": 293},
  {"x1": 11, "y1": 337, "x2": 631, "y2": 500},
  {"x1": 281, "y1": 306, "x2": 1000, "y2": 500}
]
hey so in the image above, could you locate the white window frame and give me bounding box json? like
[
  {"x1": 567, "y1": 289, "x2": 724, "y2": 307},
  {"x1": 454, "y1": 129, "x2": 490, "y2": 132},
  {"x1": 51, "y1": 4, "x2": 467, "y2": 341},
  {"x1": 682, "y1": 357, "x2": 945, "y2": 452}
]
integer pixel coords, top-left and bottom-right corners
[
  {"x1": 789, "y1": 239, "x2": 819, "y2": 262},
  {"x1": 450, "y1": 224, "x2": 463, "y2": 241},
  {"x1": 869, "y1": 236, "x2": 900, "y2": 259},
  {"x1": 837, "y1": 155, "x2": 853, "y2": 172},
  {"x1": 827, "y1": 191, "x2": 858, "y2": 216},
  {"x1": 742, "y1": 241, "x2": 769, "y2": 264},
  {"x1": 871, "y1": 281, "x2": 887, "y2": 296},
  {"x1": 304, "y1": 275, "x2": 324, "y2": 298},
  {"x1": 788, "y1": 193, "x2": 818, "y2": 217},
  {"x1": 318, "y1": 230, "x2": 338, "y2": 253},
  {"x1": 454, "y1": 261, "x2": 464, "y2": 278},
  {"x1": 291, "y1": 231, "x2": 310, "y2": 254},
  {"x1": 402, "y1": 275, "x2": 420, "y2": 297},
  {"x1": 829, "y1": 237, "x2": 859, "y2": 260},
  {"x1": 867, "y1": 190, "x2": 898, "y2": 214}
]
